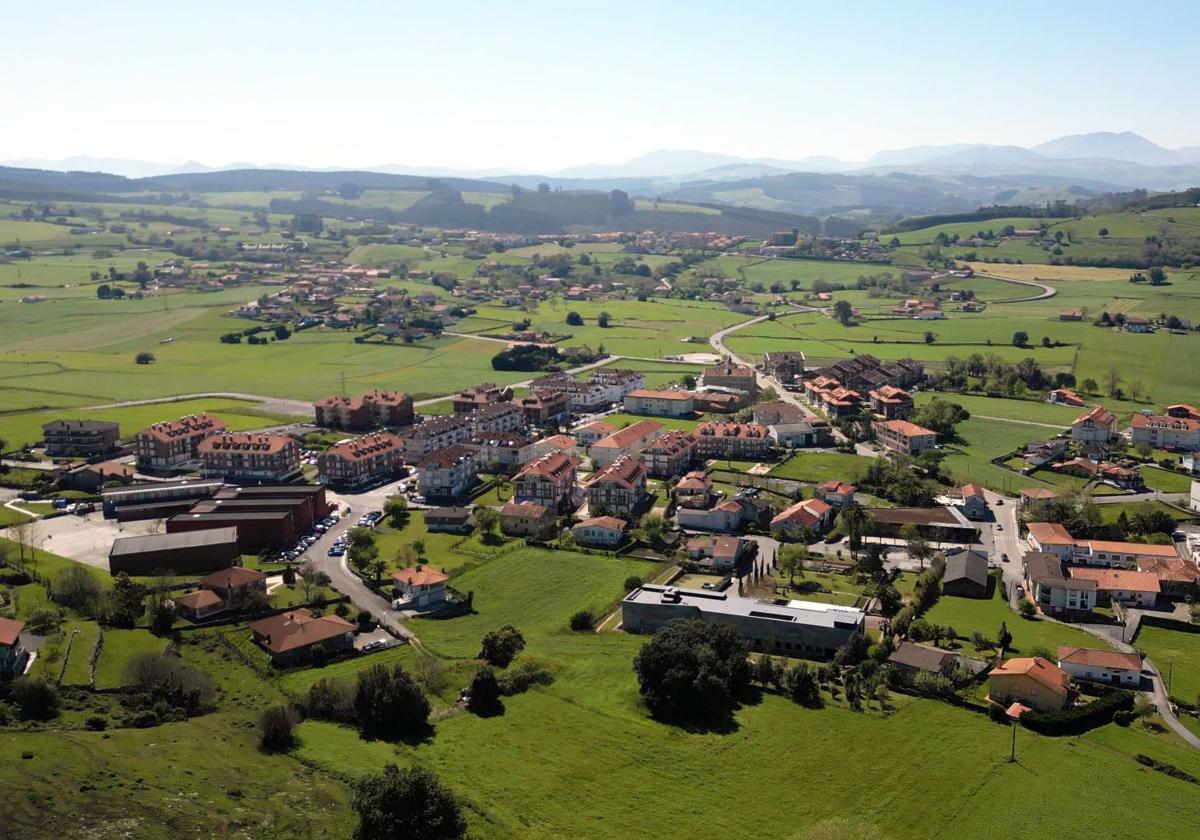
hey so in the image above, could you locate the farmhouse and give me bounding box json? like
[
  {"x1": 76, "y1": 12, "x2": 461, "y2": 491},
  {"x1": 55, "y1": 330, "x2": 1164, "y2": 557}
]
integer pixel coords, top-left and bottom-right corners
[
  {"x1": 136, "y1": 413, "x2": 228, "y2": 469},
  {"x1": 108, "y1": 527, "x2": 241, "y2": 577},
  {"x1": 425, "y1": 507, "x2": 473, "y2": 533},
  {"x1": 988, "y1": 656, "x2": 1071, "y2": 713},
  {"x1": 1057, "y1": 647, "x2": 1143, "y2": 688},
  {"x1": 499, "y1": 500, "x2": 557, "y2": 539},
  {"x1": 0, "y1": 617, "x2": 28, "y2": 676},
  {"x1": 874, "y1": 419, "x2": 938, "y2": 456},
  {"x1": 623, "y1": 389, "x2": 695, "y2": 418},
  {"x1": 42, "y1": 419, "x2": 121, "y2": 457},
  {"x1": 623, "y1": 585, "x2": 865, "y2": 659},
  {"x1": 1047, "y1": 388, "x2": 1085, "y2": 407},
  {"x1": 251, "y1": 608, "x2": 355, "y2": 665},
  {"x1": 197, "y1": 433, "x2": 301, "y2": 482},
  {"x1": 174, "y1": 566, "x2": 267, "y2": 621}
]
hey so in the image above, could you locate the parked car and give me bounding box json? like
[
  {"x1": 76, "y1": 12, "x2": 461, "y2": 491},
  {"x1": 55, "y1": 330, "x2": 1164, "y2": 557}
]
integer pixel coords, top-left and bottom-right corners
[{"x1": 362, "y1": 639, "x2": 386, "y2": 652}]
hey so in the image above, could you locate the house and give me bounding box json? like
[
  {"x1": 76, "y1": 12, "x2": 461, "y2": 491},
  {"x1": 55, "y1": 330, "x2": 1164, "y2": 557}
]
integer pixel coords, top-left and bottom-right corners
[
  {"x1": 886, "y1": 641, "x2": 959, "y2": 676},
  {"x1": 676, "y1": 498, "x2": 747, "y2": 532},
  {"x1": 1070, "y1": 405, "x2": 1117, "y2": 445},
  {"x1": 0, "y1": 617, "x2": 28, "y2": 676},
  {"x1": 693, "y1": 421, "x2": 773, "y2": 460},
  {"x1": 874, "y1": 419, "x2": 938, "y2": 456},
  {"x1": 590, "y1": 420, "x2": 664, "y2": 467},
  {"x1": 761, "y1": 351, "x2": 806, "y2": 384},
  {"x1": 451, "y1": 384, "x2": 514, "y2": 414},
  {"x1": 1047, "y1": 388, "x2": 1085, "y2": 407},
  {"x1": 61, "y1": 459, "x2": 135, "y2": 493},
  {"x1": 197, "y1": 433, "x2": 301, "y2": 482},
  {"x1": 312, "y1": 390, "x2": 414, "y2": 430},
  {"x1": 1019, "y1": 487, "x2": 1058, "y2": 508},
  {"x1": 1137, "y1": 555, "x2": 1200, "y2": 598},
  {"x1": 392, "y1": 566, "x2": 449, "y2": 609},
  {"x1": 318, "y1": 432, "x2": 405, "y2": 487},
  {"x1": 513, "y1": 451, "x2": 578, "y2": 510},
  {"x1": 136, "y1": 413, "x2": 228, "y2": 469},
  {"x1": 1023, "y1": 439, "x2": 1068, "y2": 468},
  {"x1": 987, "y1": 656, "x2": 1071, "y2": 713},
  {"x1": 753, "y1": 401, "x2": 828, "y2": 448},
  {"x1": 623, "y1": 389, "x2": 695, "y2": 418},
  {"x1": 574, "y1": 419, "x2": 616, "y2": 447},
  {"x1": 674, "y1": 470, "x2": 713, "y2": 508},
  {"x1": 867, "y1": 386, "x2": 913, "y2": 420},
  {"x1": 416, "y1": 444, "x2": 478, "y2": 499},
  {"x1": 1025, "y1": 522, "x2": 1181, "y2": 568},
  {"x1": 472, "y1": 434, "x2": 536, "y2": 473},
  {"x1": 518, "y1": 390, "x2": 570, "y2": 425},
  {"x1": 1057, "y1": 647, "x2": 1143, "y2": 688},
  {"x1": 425, "y1": 507, "x2": 473, "y2": 533},
  {"x1": 958, "y1": 483, "x2": 988, "y2": 520},
  {"x1": 251, "y1": 608, "x2": 355, "y2": 665},
  {"x1": 586, "y1": 456, "x2": 647, "y2": 516},
  {"x1": 572, "y1": 516, "x2": 627, "y2": 547},
  {"x1": 770, "y1": 498, "x2": 833, "y2": 538},
  {"x1": 686, "y1": 535, "x2": 749, "y2": 571},
  {"x1": 1024, "y1": 551, "x2": 1097, "y2": 618},
  {"x1": 42, "y1": 419, "x2": 121, "y2": 457},
  {"x1": 700, "y1": 363, "x2": 757, "y2": 394},
  {"x1": 1130, "y1": 413, "x2": 1200, "y2": 451},
  {"x1": 640, "y1": 430, "x2": 697, "y2": 477},
  {"x1": 174, "y1": 566, "x2": 267, "y2": 621},
  {"x1": 1067, "y1": 567, "x2": 1160, "y2": 608},
  {"x1": 941, "y1": 548, "x2": 990, "y2": 598},
  {"x1": 500, "y1": 500, "x2": 557, "y2": 539},
  {"x1": 813, "y1": 480, "x2": 857, "y2": 507}
]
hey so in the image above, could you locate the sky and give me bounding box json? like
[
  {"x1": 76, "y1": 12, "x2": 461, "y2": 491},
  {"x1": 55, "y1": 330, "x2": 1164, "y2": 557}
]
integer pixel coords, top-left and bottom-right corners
[{"x1": 3, "y1": 0, "x2": 1199, "y2": 173}]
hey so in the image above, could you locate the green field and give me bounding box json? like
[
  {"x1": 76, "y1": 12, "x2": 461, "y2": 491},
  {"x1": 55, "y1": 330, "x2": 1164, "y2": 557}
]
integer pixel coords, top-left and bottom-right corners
[
  {"x1": 913, "y1": 392, "x2": 1079, "y2": 426},
  {"x1": 769, "y1": 451, "x2": 875, "y2": 483},
  {"x1": 59, "y1": 621, "x2": 101, "y2": 686},
  {"x1": 92, "y1": 629, "x2": 170, "y2": 690},
  {"x1": 1134, "y1": 625, "x2": 1200, "y2": 704}
]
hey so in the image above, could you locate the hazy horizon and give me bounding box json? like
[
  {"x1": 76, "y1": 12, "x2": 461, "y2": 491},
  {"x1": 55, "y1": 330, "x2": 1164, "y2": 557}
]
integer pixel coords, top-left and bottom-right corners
[{"x1": 3, "y1": 0, "x2": 1199, "y2": 171}]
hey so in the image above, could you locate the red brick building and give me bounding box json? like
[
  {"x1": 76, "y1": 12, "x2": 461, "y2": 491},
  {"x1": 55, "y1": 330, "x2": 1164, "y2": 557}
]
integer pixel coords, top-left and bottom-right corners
[
  {"x1": 197, "y1": 433, "x2": 301, "y2": 482},
  {"x1": 317, "y1": 432, "x2": 405, "y2": 487},
  {"x1": 136, "y1": 413, "x2": 227, "y2": 469},
  {"x1": 312, "y1": 390, "x2": 414, "y2": 430}
]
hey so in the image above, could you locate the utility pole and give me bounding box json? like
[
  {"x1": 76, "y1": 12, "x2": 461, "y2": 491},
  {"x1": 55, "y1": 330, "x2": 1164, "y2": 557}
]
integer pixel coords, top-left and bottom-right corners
[{"x1": 1009, "y1": 720, "x2": 1017, "y2": 763}]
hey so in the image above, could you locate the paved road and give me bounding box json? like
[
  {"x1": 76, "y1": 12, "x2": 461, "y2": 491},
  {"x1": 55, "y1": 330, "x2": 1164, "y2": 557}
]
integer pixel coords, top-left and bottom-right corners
[
  {"x1": 972, "y1": 271, "x2": 1057, "y2": 303},
  {"x1": 708, "y1": 308, "x2": 823, "y2": 417}
]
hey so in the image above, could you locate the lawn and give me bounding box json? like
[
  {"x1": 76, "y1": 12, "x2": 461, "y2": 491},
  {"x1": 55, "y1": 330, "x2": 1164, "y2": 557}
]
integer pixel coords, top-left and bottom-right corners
[
  {"x1": 93, "y1": 628, "x2": 170, "y2": 690},
  {"x1": 1098, "y1": 500, "x2": 1196, "y2": 525},
  {"x1": 769, "y1": 450, "x2": 874, "y2": 483},
  {"x1": 1142, "y1": 466, "x2": 1194, "y2": 493},
  {"x1": 59, "y1": 621, "x2": 101, "y2": 686},
  {"x1": 277, "y1": 643, "x2": 418, "y2": 696},
  {"x1": 407, "y1": 548, "x2": 649, "y2": 659},
  {"x1": 923, "y1": 581, "x2": 1112, "y2": 660},
  {"x1": 938, "y1": 417, "x2": 1062, "y2": 494},
  {"x1": 601, "y1": 412, "x2": 699, "y2": 432},
  {"x1": 1134, "y1": 625, "x2": 1200, "y2": 705},
  {"x1": 913, "y1": 391, "x2": 1079, "y2": 426}
]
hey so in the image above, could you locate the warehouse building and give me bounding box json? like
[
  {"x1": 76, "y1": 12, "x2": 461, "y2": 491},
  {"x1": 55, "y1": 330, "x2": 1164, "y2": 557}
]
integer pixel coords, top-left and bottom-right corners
[
  {"x1": 166, "y1": 510, "x2": 297, "y2": 553},
  {"x1": 101, "y1": 478, "x2": 225, "y2": 519},
  {"x1": 108, "y1": 527, "x2": 240, "y2": 576}
]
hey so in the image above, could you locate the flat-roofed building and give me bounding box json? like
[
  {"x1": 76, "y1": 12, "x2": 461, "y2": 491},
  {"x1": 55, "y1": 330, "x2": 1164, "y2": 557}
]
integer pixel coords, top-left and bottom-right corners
[
  {"x1": 622, "y1": 585, "x2": 865, "y2": 660},
  {"x1": 101, "y1": 477, "x2": 225, "y2": 519},
  {"x1": 166, "y1": 510, "x2": 297, "y2": 553},
  {"x1": 109, "y1": 527, "x2": 240, "y2": 576},
  {"x1": 42, "y1": 419, "x2": 120, "y2": 457}
]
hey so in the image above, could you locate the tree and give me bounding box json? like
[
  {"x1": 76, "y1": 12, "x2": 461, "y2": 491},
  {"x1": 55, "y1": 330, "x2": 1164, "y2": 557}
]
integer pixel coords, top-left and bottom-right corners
[
  {"x1": 106, "y1": 573, "x2": 144, "y2": 628},
  {"x1": 1106, "y1": 366, "x2": 1122, "y2": 397},
  {"x1": 633, "y1": 618, "x2": 751, "y2": 722},
  {"x1": 1129, "y1": 381, "x2": 1145, "y2": 402},
  {"x1": 479, "y1": 625, "x2": 525, "y2": 668},
  {"x1": 597, "y1": 311, "x2": 611, "y2": 328},
  {"x1": 1012, "y1": 331, "x2": 1029, "y2": 348},
  {"x1": 1081, "y1": 378, "x2": 1099, "y2": 394},
  {"x1": 467, "y1": 665, "x2": 502, "y2": 714},
  {"x1": 1098, "y1": 227, "x2": 1109, "y2": 237},
  {"x1": 569, "y1": 610, "x2": 595, "y2": 631},
  {"x1": 96, "y1": 283, "x2": 112, "y2": 299},
  {"x1": 778, "y1": 542, "x2": 808, "y2": 587},
  {"x1": 273, "y1": 324, "x2": 291, "y2": 341},
  {"x1": 899, "y1": 523, "x2": 930, "y2": 570},
  {"x1": 1017, "y1": 598, "x2": 1037, "y2": 618},
  {"x1": 354, "y1": 663, "x2": 430, "y2": 740},
  {"x1": 837, "y1": 502, "x2": 869, "y2": 563},
  {"x1": 10, "y1": 677, "x2": 61, "y2": 721},
  {"x1": 783, "y1": 663, "x2": 821, "y2": 707},
  {"x1": 624, "y1": 575, "x2": 644, "y2": 592},
  {"x1": 259, "y1": 705, "x2": 298, "y2": 752},
  {"x1": 997, "y1": 621, "x2": 1013, "y2": 653},
  {"x1": 833, "y1": 299, "x2": 854, "y2": 326},
  {"x1": 50, "y1": 565, "x2": 103, "y2": 616},
  {"x1": 474, "y1": 506, "x2": 499, "y2": 539},
  {"x1": 565, "y1": 311, "x2": 584, "y2": 326},
  {"x1": 298, "y1": 561, "x2": 331, "y2": 603},
  {"x1": 134, "y1": 351, "x2": 156, "y2": 365},
  {"x1": 351, "y1": 764, "x2": 467, "y2": 840}
]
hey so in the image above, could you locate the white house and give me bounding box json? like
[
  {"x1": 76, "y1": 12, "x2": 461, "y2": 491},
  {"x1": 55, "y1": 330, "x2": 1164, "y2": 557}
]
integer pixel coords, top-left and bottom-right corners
[
  {"x1": 391, "y1": 566, "x2": 449, "y2": 609},
  {"x1": 572, "y1": 516, "x2": 627, "y2": 547},
  {"x1": 1057, "y1": 646, "x2": 1142, "y2": 688}
]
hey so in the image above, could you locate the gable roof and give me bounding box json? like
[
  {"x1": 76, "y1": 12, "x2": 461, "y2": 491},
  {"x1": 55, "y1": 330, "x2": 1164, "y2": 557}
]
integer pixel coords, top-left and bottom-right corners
[
  {"x1": 0, "y1": 617, "x2": 24, "y2": 646},
  {"x1": 174, "y1": 589, "x2": 223, "y2": 610},
  {"x1": 990, "y1": 656, "x2": 1070, "y2": 696},
  {"x1": 392, "y1": 567, "x2": 450, "y2": 587},
  {"x1": 200, "y1": 566, "x2": 265, "y2": 590},
  {"x1": 1057, "y1": 646, "x2": 1143, "y2": 672},
  {"x1": 887, "y1": 641, "x2": 957, "y2": 672},
  {"x1": 943, "y1": 549, "x2": 989, "y2": 587},
  {"x1": 574, "y1": 516, "x2": 627, "y2": 532}
]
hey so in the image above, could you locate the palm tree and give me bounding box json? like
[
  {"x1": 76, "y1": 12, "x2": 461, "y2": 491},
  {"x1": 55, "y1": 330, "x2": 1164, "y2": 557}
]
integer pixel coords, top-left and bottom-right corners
[{"x1": 837, "y1": 502, "x2": 869, "y2": 564}]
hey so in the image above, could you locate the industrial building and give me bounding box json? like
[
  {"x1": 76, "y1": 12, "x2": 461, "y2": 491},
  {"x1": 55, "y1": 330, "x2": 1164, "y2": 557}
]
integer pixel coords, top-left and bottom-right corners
[{"x1": 108, "y1": 527, "x2": 240, "y2": 576}]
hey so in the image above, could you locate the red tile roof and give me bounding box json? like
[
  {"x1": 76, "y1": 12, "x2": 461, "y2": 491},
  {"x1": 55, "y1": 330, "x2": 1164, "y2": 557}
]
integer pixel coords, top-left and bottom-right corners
[
  {"x1": 392, "y1": 567, "x2": 449, "y2": 587},
  {"x1": 251, "y1": 609, "x2": 354, "y2": 654},
  {"x1": 1068, "y1": 567, "x2": 1161, "y2": 593},
  {"x1": 1057, "y1": 646, "x2": 1142, "y2": 672},
  {"x1": 200, "y1": 566, "x2": 266, "y2": 589},
  {"x1": 593, "y1": 420, "x2": 664, "y2": 449},
  {"x1": 197, "y1": 433, "x2": 293, "y2": 455},
  {"x1": 990, "y1": 656, "x2": 1070, "y2": 696},
  {"x1": 878, "y1": 419, "x2": 937, "y2": 438},
  {"x1": 0, "y1": 617, "x2": 24, "y2": 646}
]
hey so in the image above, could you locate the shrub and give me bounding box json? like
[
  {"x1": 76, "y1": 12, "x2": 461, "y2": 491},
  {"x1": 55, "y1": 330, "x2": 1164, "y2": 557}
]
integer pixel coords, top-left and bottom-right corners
[
  {"x1": 304, "y1": 677, "x2": 357, "y2": 724},
  {"x1": 354, "y1": 664, "x2": 429, "y2": 739},
  {"x1": 23, "y1": 608, "x2": 62, "y2": 635},
  {"x1": 355, "y1": 609, "x2": 374, "y2": 632},
  {"x1": 351, "y1": 764, "x2": 467, "y2": 840},
  {"x1": 467, "y1": 666, "x2": 502, "y2": 714},
  {"x1": 568, "y1": 610, "x2": 594, "y2": 632},
  {"x1": 84, "y1": 714, "x2": 107, "y2": 731},
  {"x1": 123, "y1": 652, "x2": 215, "y2": 717},
  {"x1": 496, "y1": 661, "x2": 554, "y2": 696},
  {"x1": 623, "y1": 575, "x2": 643, "y2": 592},
  {"x1": 1020, "y1": 690, "x2": 1134, "y2": 736},
  {"x1": 478, "y1": 625, "x2": 525, "y2": 668},
  {"x1": 259, "y1": 705, "x2": 299, "y2": 752},
  {"x1": 783, "y1": 663, "x2": 822, "y2": 708},
  {"x1": 11, "y1": 678, "x2": 61, "y2": 721},
  {"x1": 1017, "y1": 598, "x2": 1037, "y2": 618}
]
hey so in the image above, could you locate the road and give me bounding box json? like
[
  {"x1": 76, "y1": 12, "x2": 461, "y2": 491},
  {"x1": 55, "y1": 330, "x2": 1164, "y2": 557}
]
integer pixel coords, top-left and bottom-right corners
[
  {"x1": 972, "y1": 271, "x2": 1057, "y2": 303},
  {"x1": 708, "y1": 308, "x2": 822, "y2": 415}
]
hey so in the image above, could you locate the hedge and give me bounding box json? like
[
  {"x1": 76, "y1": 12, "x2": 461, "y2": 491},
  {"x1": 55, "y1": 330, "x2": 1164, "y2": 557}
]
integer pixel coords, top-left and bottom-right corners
[{"x1": 1019, "y1": 689, "x2": 1134, "y2": 736}]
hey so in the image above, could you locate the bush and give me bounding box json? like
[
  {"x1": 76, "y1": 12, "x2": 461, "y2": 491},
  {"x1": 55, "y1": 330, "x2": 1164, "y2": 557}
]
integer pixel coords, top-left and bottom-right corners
[
  {"x1": 624, "y1": 575, "x2": 643, "y2": 592},
  {"x1": 783, "y1": 663, "x2": 822, "y2": 707},
  {"x1": 478, "y1": 625, "x2": 525, "y2": 668},
  {"x1": 123, "y1": 652, "x2": 216, "y2": 717},
  {"x1": 354, "y1": 664, "x2": 429, "y2": 739},
  {"x1": 467, "y1": 665, "x2": 502, "y2": 714},
  {"x1": 259, "y1": 705, "x2": 299, "y2": 752},
  {"x1": 11, "y1": 678, "x2": 60, "y2": 721},
  {"x1": 633, "y1": 618, "x2": 751, "y2": 723},
  {"x1": 496, "y1": 661, "x2": 554, "y2": 696},
  {"x1": 84, "y1": 714, "x2": 108, "y2": 731},
  {"x1": 351, "y1": 764, "x2": 467, "y2": 840},
  {"x1": 49, "y1": 565, "x2": 104, "y2": 615},
  {"x1": 1020, "y1": 690, "x2": 1134, "y2": 736},
  {"x1": 304, "y1": 677, "x2": 357, "y2": 724},
  {"x1": 282, "y1": 566, "x2": 296, "y2": 585},
  {"x1": 1017, "y1": 598, "x2": 1037, "y2": 618},
  {"x1": 23, "y1": 607, "x2": 62, "y2": 635},
  {"x1": 355, "y1": 609, "x2": 375, "y2": 632},
  {"x1": 568, "y1": 610, "x2": 594, "y2": 632}
]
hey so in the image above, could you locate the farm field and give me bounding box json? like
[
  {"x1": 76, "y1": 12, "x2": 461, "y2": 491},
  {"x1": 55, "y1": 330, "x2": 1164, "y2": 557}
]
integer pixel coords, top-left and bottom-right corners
[{"x1": 1134, "y1": 625, "x2": 1200, "y2": 704}]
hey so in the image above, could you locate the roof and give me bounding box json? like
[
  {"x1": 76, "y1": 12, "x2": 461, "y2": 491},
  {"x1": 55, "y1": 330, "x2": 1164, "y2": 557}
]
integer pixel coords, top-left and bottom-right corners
[
  {"x1": 676, "y1": 470, "x2": 712, "y2": 491},
  {"x1": 536, "y1": 434, "x2": 577, "y2": 450},
  {"x1": 625, "y1": 585, "x2": 866, "y2": 631},
  {"x1": 1072, "y1": 405, "x2": 1116, "y2": 427},
  {"x1": 943, "y1": 549, "x2": 989, "y2": 587},
  {"x1": 1026, "y1": 522, "x2": 1074, "y2": 546},
  {"x1": 960, "y1": 483, "x2": 984, "y2": 499},
  {"x1": 250, "y1": 608, "x2": 355, "y2": 654},
  {"x1": 1057, "y1": 646, "x2": 1142, "y2": 672},
  {"x1": 313, "y1": 389, "x2": 411, "y2": 411},
  {"x1": 42, "y1": 418, "x2": 120, "y2": 433},
  {"x1": 323, "y1": 432, "x2": 404, "y2": 462},
  {"x1": 703, "y1": 363, "x2": 755, "y2": 378},
  {"x1": 626, "y1": 389, "x2": 693, "y2": 401},
  {"x1": 109, "y1": 526, "x2": 240, "y2": 557},
  {"x1": 515, "y1": 451, "x2": 577, "y2": 481},
  {"x1": 574, "y1": 516, "x2": 627, "y2": 531},
  {"x1": 1021, "y1": 488, "x2": 1058, "y2": 501},
  {"x1": 138, "y1": 413, "x2": 227, "y2": 442},
  {"x1": 644, "y1": 429, "x2": 696, "y2": 455},
  {"x1": 0, "y1": 617, "x2": 24, "y2": 646},
  {"x1": 687, "y1": 535, "x2": 746, "y2": 559},
  {"x1": 771, "y1": 498, "x2": 832, "y2": 528},
  {"x1": 1024, "y1": 552, "x2": 1096, "y2": 590},
  {"x1": 877, "y1": 419, "x2": 937, "y2": 438},
  {"x1": 501, "y1": 500, "x2": 551, "y2": 519},
  {"x1": 417, "y1": 443, "x2": 477, "y2": 470},
  {"x1": 200, "y1": 566, "x2": 265, "y2": 589},
  {"x1": 593, "y1": 420, "x2": 664, "y2": 450},
  {"x1": 577, "y1": 419, "x2": 616, "y2": 435},
  {"x1": 990, "y1": 656, "x2": 1070, "y2": 696},
  {"x1": 867, "y1": 506, "x2": 973, "y2": 528},
  {"x1": 588, "y1": 455, "x2": 647, "y2": 489},
  {"x1": 197, "y1": 433, "x2": 293, "y2": 455},
  {"x1": 1068, "y1": 567, "x2": 1161, "y2": 593},
  {"x1": 887, "y1": 641, "x2": 957, "y2": 672},
  {"x1": 426, "y1": 506, "x2": 472, "y2": 522},
  {"x1": 1082, "y1": 539, "x2": 1178, "y2": 558},
  {"x1": 1129, "y1": 413, "x2": 1200, "y2": 432},
  {"x1": 816, "y1": 480, "x2": 857, "y2": 495},
  {"x1": 174, "y1": 589, "x2": 223, "y2": 610},
  {"x1": 1138, "y1": 555, "x2": 1200, "y2": 584},
  {"x1": 695, "y1": 421, "x2": 770, "y2": 439},
  {"x1": 392, "y1": 567, "x2": 450, "y2": 587}
]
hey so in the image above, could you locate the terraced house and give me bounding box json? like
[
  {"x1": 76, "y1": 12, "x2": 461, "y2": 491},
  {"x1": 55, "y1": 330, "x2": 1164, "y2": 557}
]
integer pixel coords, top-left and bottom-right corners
[
  {"x1": 514, "y1": 451, "x2": 579, "y2": 510},
  {"x1": 585, "y1": 455, "x2": 647, "y2": 516},
  {"x1": 136, "y1": 413, "x2": 228, "y2": 469},
  {"x1": 312, "y1": 389, "x2": 414, "y2": 430},
  {"x1": 197, "y1": 433, "x2": 301, "y2": 482},
  {"x1": 317, "y1": 432, "x2": 404, "y2": 487}
]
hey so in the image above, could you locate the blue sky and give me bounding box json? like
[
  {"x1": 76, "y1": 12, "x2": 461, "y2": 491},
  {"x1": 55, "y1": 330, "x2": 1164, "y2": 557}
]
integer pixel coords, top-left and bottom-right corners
[{"x1": 2, "y1": 0, "x2": 1198, "y2": 171}]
